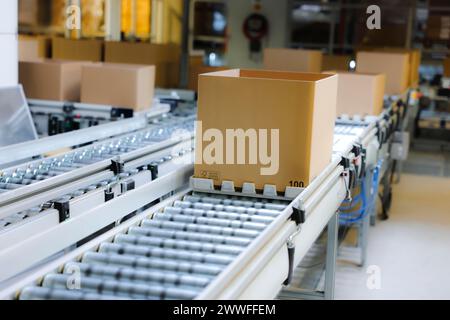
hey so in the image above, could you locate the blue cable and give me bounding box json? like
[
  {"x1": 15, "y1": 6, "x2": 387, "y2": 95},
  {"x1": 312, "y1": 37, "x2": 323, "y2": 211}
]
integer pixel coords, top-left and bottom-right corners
[{"x1": 339, "y1": 159, "x2": 383, "y2": 225}]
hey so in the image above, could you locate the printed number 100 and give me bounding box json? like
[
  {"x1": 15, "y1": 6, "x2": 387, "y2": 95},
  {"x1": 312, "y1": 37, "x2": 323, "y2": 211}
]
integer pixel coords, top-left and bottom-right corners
[{"x1": 289, "y1": 181, "x2": 304, "y2": 188}]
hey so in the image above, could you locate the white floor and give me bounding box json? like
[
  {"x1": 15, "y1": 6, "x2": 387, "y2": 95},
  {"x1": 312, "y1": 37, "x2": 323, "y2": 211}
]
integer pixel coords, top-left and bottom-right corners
[{"x1": 335, "y1": 173, "x2": 450, "y2": 299}]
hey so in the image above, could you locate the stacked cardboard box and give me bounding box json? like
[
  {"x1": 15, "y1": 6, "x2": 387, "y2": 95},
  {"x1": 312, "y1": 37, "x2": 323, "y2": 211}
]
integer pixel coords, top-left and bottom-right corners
[
  {"x1": 18, "y1": 35, "x2": 52, "y2": 61},
  {"x1": 195, "y1": 69, "x2": 337, "y2": 192},
  {"x1": 443, "y1": 57, "x2": 450, "y2": 77},
  {"x1": 356, "y1": 51, "x2": 410, "y2": 95},
  {"x1": 426, "y1": 15, "x2": 450, "y2": 42},
  {"x1": 52, "y1": 37, "x2": 104, "y2": 62},
  {"x1": 81, "y1": 63, "x2": 155, "y2": 111},
  {"x1": 104, "y1": 41, "x2": 180, "y2": 88},
  {"x1": 369, "y1": 48, "x2": 421, "y2": 87},
  {"x1": 19, "y1": 59, "x2": 87, "y2": 101},
  {"x1": 324, "y1": 71, "x2": 386, "y2": 117},
  {"x1": 263, "y1": 48, "x2": 323, "y2": 73}
]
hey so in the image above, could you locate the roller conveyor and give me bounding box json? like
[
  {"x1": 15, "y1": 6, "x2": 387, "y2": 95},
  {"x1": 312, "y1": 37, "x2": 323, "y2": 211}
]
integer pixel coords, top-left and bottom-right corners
[
  {"x1": 0, "y1": 113, "x2": 195, "y2": 194},
  {"x1": 4, "y1": 189, "x2": 290, "y2": 300},
  {"x1": 0, "y1": 94, "x2": 409, "y2": 300}
]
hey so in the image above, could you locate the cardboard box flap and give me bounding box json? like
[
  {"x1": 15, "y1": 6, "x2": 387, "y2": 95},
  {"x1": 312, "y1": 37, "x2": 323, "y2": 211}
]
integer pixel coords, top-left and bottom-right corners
[{"x1": 201, "y1": 68, "x2": 334, "y2": 82}]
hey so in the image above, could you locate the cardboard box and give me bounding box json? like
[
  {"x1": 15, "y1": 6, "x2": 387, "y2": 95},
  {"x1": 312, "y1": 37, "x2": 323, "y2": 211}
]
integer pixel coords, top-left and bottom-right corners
[
  {"x1": 195, "y1": 69, "x2": 337, "y2": 192},
  {"x1": 52, "y1": 37, "x2": 104, "y2": 62},
  {"x1": 18, "y1": 35, "x2": 52, "y2": 61},
  {"x1": 81, "y1": 63, "x2": 155, "y2": 111},
  {"x1": 356, "y1": 51, "x2": 409, "y2": 95},
  {"x1": 19, "y1": 59, "x2": 86, "y2": 101},
  {"x1": 264, "y1": 48, "x2": 323, "y2": 73},
  {"x1": 444, "y1": 58, "x2": 450, "y2": 77},
  {"x1": 104, "y1": 41, "x2": 180, "y2": 88},
  {"x1": 322, "y1": 54, "x2": 352, "y2": 71},
  {"x1": 324, "y1": 71, "x2": 386, "y2": 116},
  {"x1": 372, "y1": 48, "x2": 421, "y2": 87},
  {"x1": 188, "y1": 65, "x2": 229, "y2": 92}
]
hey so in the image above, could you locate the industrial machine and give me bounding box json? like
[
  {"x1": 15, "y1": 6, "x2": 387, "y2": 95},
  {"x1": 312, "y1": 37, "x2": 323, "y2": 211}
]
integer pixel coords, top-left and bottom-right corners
[{"x1": 0, "y1": 89, "x2": 408, "y2": 300}]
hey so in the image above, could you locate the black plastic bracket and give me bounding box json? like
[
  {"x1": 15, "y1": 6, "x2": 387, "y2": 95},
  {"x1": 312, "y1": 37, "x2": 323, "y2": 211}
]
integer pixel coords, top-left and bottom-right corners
[
  {"x1": 351, "y1": 144, "x2": 361, "y2": 157},
  {"x1": 110, "y1": 159, "x2": 124, "y2": 175},
  {"x1": 340, "y1": 156, "x2": 350, "y2": 170},
  {"x1": 290, "y1": 206, "x2": 305, "y2": 226},
  {"x1": 121, "y1": 179, "x2": 135, "y2": 193},
  {"x1": 54, "y1": 201, "x2": 70, "y2": 223},
  {"x1": 62, "y1": 103, "x2": 75, "y2": 114},
  {"x1": 148, "y1": 164, "x2": 159, "y2": 180},
  {"x1": 359, "y1": 148, "x2": 367, "y2": 180},
  {"x1": 105, "y1": 189, "x2": 114, "y2": 202},
  {"x1": 110, "y1": 108, "x2": 134, "y2": 119}
]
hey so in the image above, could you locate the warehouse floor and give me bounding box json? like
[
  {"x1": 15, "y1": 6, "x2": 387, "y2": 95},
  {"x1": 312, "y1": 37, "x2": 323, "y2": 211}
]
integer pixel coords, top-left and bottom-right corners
[{"x1": 334, "y1": 150, "x2": 450, "y2": 299}]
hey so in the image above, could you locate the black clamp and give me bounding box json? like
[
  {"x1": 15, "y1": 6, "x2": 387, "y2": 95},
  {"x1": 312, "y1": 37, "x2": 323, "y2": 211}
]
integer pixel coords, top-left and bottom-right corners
[
  {"x1": 351, "y1": 144, "x2": 361, "y2": 157},
  {"x1": 110, "y1": 159, "x2": 124, "y2": 175},
  {"x1": 290, "y1": 206, "x2": 305, "y2": 226},
  {"x1": 110, "y1": 108, "x2": 133, "y2": 119},
  {"x1": 359, "y1": 148, "x2": 367, "y2": 180},
  {"x1": 121, "y1": 179, "x2": 135, "y2": 193},
  {"x1": 54, "y1": 201, "x2": 70, "y2": 223},
  {"x1": 340, "y1": 156, "x2": 350, "y2": 170},
  {"x1": 148, "y1": 164, "x2": 159, "y2": 180},
  {"x1": 352, "y1": 144, "x2": 366, "y2": 180},
  {"x1": 340, "y1": 156, "x2": 354, "y2": 197},
  {"x1": 105, "y1": 188, "x2": 114, "y2": 202},
  {"x1": 62, "y1": 103, "x2": 75, "y2": 114}
]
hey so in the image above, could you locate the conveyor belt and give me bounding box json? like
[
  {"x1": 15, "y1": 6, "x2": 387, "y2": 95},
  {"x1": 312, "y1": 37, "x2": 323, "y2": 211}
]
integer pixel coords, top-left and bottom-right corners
[
  {"x1": 0, "y1": 114, "x2": 195, "y2": 194},
  {"x1": 18, "y1": 192, "x2": 289, "y2": 300}
]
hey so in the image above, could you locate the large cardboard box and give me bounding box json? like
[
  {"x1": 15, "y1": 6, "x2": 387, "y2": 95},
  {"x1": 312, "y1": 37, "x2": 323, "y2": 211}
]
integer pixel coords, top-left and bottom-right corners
[
  {"x1": 52, "y1": 37, "x2": 104, "y2": 62},
  {"x1": 444, "y1": 58, "x2": 450, "y2": 77},
  {"x1": 369, "y1": 48, "x2": 421, "y2": 87},
  {"x1": 19, "y1": 35, "x2": 52, "y2": 61},
  {"x1": 195, "y1": 69, "x2": 337, "y2": 192},
  {"x1": 324, "y1": 71, "x2": 386, "y2": 116},
  {"x1": 19, "y1": 59, "x2": 86, "y2": 101},
  {"x1": 356, "y1": 51, "x2": 409, "y2": 95},
  {"x1": 81, "y1": 63, "x2": 155, "y2": 111},
  {"x1": 322, "y1": 54, "x2": 352, "y2": 71},
  {"x1": 264, "y1": 48, "x2": 323, "y2": 73},
  {"x1": 104, "y1": 41, "x2": 180, "y2": 88}
]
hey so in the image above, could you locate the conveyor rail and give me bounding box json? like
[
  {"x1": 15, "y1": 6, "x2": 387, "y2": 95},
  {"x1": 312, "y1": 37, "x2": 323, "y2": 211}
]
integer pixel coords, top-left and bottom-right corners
[{"x1": 14, "y1": 191, "x2": 290, "y2": 300}]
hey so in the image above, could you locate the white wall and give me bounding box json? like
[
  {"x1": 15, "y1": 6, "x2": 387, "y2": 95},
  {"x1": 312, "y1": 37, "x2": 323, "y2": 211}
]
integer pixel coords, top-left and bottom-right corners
[
  {"x1": 225, "y1": 0, "x2": 288, "y2": 69},
  {"x1": 0, "y1": 0, "x2": 18, "y2": 87}
]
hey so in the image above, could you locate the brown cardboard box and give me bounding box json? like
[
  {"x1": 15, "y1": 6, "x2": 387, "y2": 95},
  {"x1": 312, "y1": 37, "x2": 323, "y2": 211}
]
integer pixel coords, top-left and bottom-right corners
[
  {"x1": 356, "y1": 47, "x2": 421, "y2": 87},
  {"x1": 356, "y1": 51, "x2": 409, "y2": 95},
  {"x1": 195, "y1": 69, "x2": 337, "y2": 192},
  {"x1": 19, "y1": 59, "x2": 86, "y2": 101},
  {"x1": 263, "y1": 48, "x2": 323, "y2": 73},
  {"x1": 324, "y1": 71, "x2": 386, "y2": 116},
  {"x1": 104, "y1": 41, "x2": 180, "y2": 88},
  {"x1": 322, "y1": 54, "x2": 352, "y2": 71},
  {"x1": 188, "y1": 65, "x2": 229, "y2": 92},
  {"x1": 19, "y1": 35, "x2": 52, "y2": 61},
  {"x1": 81, "y1": 63, "x2": 155, "y2": 111},
  {"x1": 444, "y1": 58, "x2": 450, "y2": 77},
  {"x1": 52, "y1": 37, "x2": 104, "y2": 62},
  {"x1": 426, "y1": 26, "x2": 450, "y2": 40}
]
